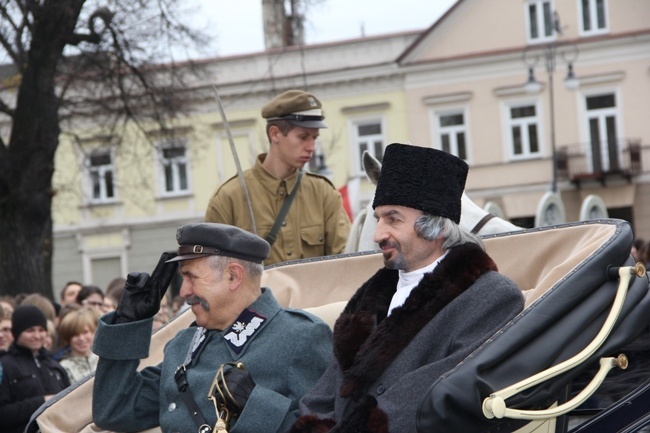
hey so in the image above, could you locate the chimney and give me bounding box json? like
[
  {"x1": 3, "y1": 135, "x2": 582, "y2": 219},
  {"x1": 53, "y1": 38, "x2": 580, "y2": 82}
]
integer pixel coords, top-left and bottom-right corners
[{"x1": 262, "y1": 0, "x2": 305, "y2": 50}]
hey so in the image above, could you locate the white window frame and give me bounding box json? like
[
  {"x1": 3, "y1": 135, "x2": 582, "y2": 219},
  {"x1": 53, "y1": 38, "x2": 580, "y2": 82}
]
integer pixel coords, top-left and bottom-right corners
[
  {"x1": 349, "y1": 117, "x2": 386, "y2": 177},
  {"x1": 433, "y1": 108, "x2": 471, "y2": 163},
  {"x1": 525, "y1": 0, "x2": 556, "y2": 44},
  {"x1": 157, "y1": 139, "x2": 190, "y2": 197},
  {"x1": 79, "y1": 229, "x2": 129, "y2": 285},
  {"x1": 503, "y1": 99, "x2": 544, "y2": 161},
  {"x1": 86, "y1": 148, "x2": 117, "y2": 204},
  {"x1": 581, "y1": 89, "x2": 623, "y2": 173},
  {"x1": 579, "y1": 0, "x2": 608, "y2": 36}
]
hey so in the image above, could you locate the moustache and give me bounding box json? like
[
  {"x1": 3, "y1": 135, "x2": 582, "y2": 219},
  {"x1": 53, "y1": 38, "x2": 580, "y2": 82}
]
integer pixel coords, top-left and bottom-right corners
[
  {"x1": 379, "y1": 240, "x2": 399, "y2": 250},
  {"x1": 185, "y1": 295, "x2": 210, "y2": 312}
]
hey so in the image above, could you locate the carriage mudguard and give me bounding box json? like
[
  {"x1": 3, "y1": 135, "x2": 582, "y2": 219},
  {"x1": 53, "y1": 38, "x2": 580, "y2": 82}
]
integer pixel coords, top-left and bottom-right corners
[{"x1": 416, "y1": 219, "x2": 650, "y2": 433}]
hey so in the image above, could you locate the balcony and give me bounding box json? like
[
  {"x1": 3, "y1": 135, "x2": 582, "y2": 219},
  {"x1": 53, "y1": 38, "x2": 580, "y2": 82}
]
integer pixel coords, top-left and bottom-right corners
[{"x1": 556, "y1": 138, "x2": 643, "y2": 187}]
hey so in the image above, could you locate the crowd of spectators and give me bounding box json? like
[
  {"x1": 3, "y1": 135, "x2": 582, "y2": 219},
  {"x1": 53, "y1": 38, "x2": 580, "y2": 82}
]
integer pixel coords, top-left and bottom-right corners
[{"x1": 0, "y1": 278, "x2": 185, "y2": 433}]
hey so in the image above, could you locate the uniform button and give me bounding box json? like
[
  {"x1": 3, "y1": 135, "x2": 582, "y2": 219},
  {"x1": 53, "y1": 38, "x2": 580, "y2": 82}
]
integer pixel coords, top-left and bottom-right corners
[
  {"x1": 319, "y1": 237, "x2": 324, "y2": 242},
  {"x1": 282, "y1": 221, "x2": 287, "y2": 226},
  {"x1": 376, "y1": 383, "x2": 386, "y2": 394},
  {"x1": 168, "y1": 402, "x2": 176, "y2": 412},
  {"x1": 280, "y1": 191, "x2": 285, "y2": 196},
  {"x1": 287, "y1": 251, "x2": 292, "y2": 256}
]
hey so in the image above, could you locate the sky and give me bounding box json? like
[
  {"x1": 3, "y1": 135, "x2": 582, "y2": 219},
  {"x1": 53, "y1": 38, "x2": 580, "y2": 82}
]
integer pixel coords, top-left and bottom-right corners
[{"x1": 188, "y1": 0, "x2": 457, "y2": 57}]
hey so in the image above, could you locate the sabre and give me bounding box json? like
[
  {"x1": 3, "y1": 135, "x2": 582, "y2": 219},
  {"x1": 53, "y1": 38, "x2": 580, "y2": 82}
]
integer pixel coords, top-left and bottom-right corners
[{"x1": 212, "y1": 86, "x2": 258, "y2": 236}]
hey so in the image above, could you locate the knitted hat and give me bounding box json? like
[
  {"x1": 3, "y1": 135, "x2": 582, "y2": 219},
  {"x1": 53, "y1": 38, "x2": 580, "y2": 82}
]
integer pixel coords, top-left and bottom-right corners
[
  {"x1": 12, "y1": 305, "x2": 48, "y2": 340},
  {"x1": 261, "y1": 89, "x2": 327, "y2": 128},
  {"x1": 372, "y1": 143, "x2": 468, "y2": 223},
  {"x1": 167, "y1": 223, "x2": 271, "y2": 264}
]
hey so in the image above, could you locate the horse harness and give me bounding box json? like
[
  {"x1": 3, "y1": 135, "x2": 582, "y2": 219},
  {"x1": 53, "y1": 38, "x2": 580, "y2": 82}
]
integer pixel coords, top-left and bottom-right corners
[{"x1": 470, "y1": 213, "x2": 496, "y2": 234}]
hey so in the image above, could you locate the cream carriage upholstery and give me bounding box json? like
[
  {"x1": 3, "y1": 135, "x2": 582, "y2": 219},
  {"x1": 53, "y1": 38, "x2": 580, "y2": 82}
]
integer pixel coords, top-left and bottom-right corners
[{"x1": 28, "y1": 219, "x2": 650, "y2": 433}]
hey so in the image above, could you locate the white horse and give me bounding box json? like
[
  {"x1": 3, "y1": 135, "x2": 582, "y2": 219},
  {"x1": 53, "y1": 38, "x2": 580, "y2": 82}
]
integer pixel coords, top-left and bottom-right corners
[{"x1": 344, "y1": 151, "x2": 521, "y2": 253}]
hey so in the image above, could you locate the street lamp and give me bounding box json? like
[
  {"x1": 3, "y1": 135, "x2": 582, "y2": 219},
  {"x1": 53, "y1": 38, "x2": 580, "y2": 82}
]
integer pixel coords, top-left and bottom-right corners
[{"x1": 522, "y1": 16, "x2": 579, "y2": 193}]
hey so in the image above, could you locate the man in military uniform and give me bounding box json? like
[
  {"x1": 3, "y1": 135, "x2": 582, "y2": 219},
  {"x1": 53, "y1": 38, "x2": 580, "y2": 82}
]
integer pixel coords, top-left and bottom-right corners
[
  {"x1": 205, "y1": 89, "x2": 351, "y2": 266},
  {"x1": 92, "y1": 223, "x2": 333, "y2": 433}
]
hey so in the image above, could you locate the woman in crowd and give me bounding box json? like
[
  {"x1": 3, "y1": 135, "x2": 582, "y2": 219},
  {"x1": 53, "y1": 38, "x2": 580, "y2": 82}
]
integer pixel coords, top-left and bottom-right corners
[
  {"x1": 0, "y1": 307, "x2": 12, "y2": 351},
  {"x1": 0, "y1": 305, "x2": 70, "y2": 433},
  {"x1": 76, "y1": 285, "x2": 111, "y2": 314},
  {"x1": 0, "y1": 295, "x2": 15, "y2": 315},
  {"x1": 57, "y1": 307, "x2": 100, "y2": 384}
]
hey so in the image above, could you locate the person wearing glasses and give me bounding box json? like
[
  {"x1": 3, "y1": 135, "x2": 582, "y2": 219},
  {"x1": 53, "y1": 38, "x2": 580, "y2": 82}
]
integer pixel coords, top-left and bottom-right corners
[{"x1": 77, "y1": 285, "x2": 112, "y2": 313}]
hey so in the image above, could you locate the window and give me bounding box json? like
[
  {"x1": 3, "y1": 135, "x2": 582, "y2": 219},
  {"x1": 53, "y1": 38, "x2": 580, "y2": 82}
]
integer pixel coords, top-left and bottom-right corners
[
  {"x1": 585, "y1": 93, "x2": 619, "y2": 172},
  {"x1": 353, "y1": 120, "x2": 385, "y2": 174},
  {"x1": 580, "y1": 0, "x2": 608, "y2": 35},
  {"x1": 88, "y1": 150, "x2": 115, "y2": 203},
  {"x1": 437, "y1": 111, "x2": 468, "y2": 160},
  {"x1": 159, "y1": 140, "x2": 189, "y2": 195},
  {"x1": 526, "y1": 0, "x2": 555, "y2": 43},
  {"x1": 508, "y1": 104, "x2": 541, "y2": 158}
]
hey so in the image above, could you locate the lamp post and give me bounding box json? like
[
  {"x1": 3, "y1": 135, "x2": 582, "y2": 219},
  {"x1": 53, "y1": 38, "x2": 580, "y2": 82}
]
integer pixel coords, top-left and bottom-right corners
[{"x1": 523, "y1": 17, "x2": 579, "y2": 193}]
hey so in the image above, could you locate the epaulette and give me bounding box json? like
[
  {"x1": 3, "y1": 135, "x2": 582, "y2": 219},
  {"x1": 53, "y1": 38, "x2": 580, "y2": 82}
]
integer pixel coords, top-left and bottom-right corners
[
  {"x1": 304, "y1": 171, "x2": 336, "y2": 188},
  {"x1": 211, "y1": 173, "x2": 240, "y2": 195},
  {"x1": 284, "y1": 307, "x2": 324, "y2": 323}
]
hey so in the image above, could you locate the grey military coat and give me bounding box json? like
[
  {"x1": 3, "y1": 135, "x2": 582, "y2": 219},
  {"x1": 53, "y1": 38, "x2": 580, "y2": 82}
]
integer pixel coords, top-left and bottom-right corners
[{"x1": 93, "y1": 288, "x2": 332, "y2": 433}]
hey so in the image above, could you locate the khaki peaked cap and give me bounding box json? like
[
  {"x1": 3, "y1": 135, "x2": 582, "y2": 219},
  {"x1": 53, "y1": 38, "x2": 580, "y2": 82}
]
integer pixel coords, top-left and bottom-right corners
[{"x1": 261, "y1": 89, "x2": 327, "y2": 128}]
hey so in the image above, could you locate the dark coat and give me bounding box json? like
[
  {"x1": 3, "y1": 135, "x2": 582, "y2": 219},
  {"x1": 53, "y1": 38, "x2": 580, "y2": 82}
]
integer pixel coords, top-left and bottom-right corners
[
  {"x1": 292, "y1": 243, "x2": 525, "y2": 433},
  {"x1": 0, "y1": 343, "x2": 70, "y2": 433}
]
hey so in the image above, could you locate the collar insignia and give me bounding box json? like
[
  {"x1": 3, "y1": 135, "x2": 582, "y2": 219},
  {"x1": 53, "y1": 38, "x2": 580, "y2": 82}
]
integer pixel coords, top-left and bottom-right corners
[{"x1": 223, "y1": 309, "x2": 266, "y2": 353}]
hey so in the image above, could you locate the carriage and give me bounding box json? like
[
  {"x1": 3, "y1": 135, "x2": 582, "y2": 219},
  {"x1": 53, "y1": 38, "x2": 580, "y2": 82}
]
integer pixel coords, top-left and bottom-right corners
[{"x1": 27, "y1": 218, "x2": 650, "y2": 433}]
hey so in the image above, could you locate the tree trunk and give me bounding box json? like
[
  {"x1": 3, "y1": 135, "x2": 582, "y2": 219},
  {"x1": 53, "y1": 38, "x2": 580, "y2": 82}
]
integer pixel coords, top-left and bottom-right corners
[{"x1": 0, "y1": 1, "x2": 85, "y2": 300}]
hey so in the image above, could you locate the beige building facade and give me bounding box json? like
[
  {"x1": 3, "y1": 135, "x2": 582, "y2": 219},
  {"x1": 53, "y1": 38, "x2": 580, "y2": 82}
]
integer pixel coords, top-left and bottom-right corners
[
  {"x1": 399, "y1": 0, "x2": 650, "y2": 231},
  {"x1": 50, "y1": 31, "x2": 419, "y2": 293},
  {"x1": 48, "y1": 0, "x2": 649, "y2": 295}
]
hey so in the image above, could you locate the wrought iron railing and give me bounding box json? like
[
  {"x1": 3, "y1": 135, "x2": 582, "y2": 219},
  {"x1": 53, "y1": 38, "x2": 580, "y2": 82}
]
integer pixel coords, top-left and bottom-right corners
[{"x1": 556, "y1": 138, "x2": 643, "y2": 186}]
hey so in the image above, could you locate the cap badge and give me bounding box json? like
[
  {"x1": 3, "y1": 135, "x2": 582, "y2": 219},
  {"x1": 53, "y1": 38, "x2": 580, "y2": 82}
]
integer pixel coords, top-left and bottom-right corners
[
  {"x1": 223, "y1": 308, "x2": 266, "y2": 353},
  {"x1": 307, "y1": 96, "x2": 317, "y2": 107}
]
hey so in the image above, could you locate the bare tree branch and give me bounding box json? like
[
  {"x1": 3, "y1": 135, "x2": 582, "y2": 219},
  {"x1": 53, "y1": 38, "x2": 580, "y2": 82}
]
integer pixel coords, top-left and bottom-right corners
[
  {"x1": 0, "y1": 0, "x2": 208, "y2": 298},
  {"x1": 0, "y1": 94, "x2": 15, "y2": 116}
]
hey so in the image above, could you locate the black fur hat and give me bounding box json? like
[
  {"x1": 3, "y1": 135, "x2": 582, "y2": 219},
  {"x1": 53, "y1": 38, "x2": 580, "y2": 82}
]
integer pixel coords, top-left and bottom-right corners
[{"x1": 372, "y1": 143, "x2": 468, "y2": 223}]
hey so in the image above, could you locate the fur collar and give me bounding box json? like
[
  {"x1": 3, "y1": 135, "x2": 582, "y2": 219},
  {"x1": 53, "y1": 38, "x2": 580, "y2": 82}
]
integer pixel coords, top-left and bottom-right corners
[{"x1": 333, "y1": 243, "x2": 497, "y2": 400}]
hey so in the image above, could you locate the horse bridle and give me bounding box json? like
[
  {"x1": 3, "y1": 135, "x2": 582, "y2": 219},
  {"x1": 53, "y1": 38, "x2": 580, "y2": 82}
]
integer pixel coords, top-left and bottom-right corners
[{"x1": 470, "y1": 213, "x2": 496, "y2": 234}]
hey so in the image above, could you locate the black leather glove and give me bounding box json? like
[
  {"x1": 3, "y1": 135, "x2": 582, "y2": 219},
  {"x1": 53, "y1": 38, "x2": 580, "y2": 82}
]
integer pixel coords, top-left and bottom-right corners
[
  {"x1": 212, "y1": 363, "x2": 256, "y2": 414},
  {"x1": 113, "y1": 251, "x2": 178, "y2": 324}
]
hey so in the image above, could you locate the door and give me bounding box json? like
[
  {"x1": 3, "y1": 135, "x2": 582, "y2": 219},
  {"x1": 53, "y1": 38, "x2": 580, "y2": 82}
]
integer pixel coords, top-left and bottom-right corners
[{"x1": 586, "y1": 94, "x2": 619, "y2": 173}]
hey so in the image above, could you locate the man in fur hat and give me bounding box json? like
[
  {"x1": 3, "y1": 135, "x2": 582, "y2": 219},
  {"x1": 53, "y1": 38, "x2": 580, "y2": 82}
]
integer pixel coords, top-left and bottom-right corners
[{"x1": 291, "y1": 143, "x2": 525, "y2": 433}]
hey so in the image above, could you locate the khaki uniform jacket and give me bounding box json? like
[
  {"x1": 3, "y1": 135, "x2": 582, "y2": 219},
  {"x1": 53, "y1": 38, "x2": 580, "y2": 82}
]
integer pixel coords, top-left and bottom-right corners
[{"x1": 205, "y1": 154, "x2": 351, "y2": 266}]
